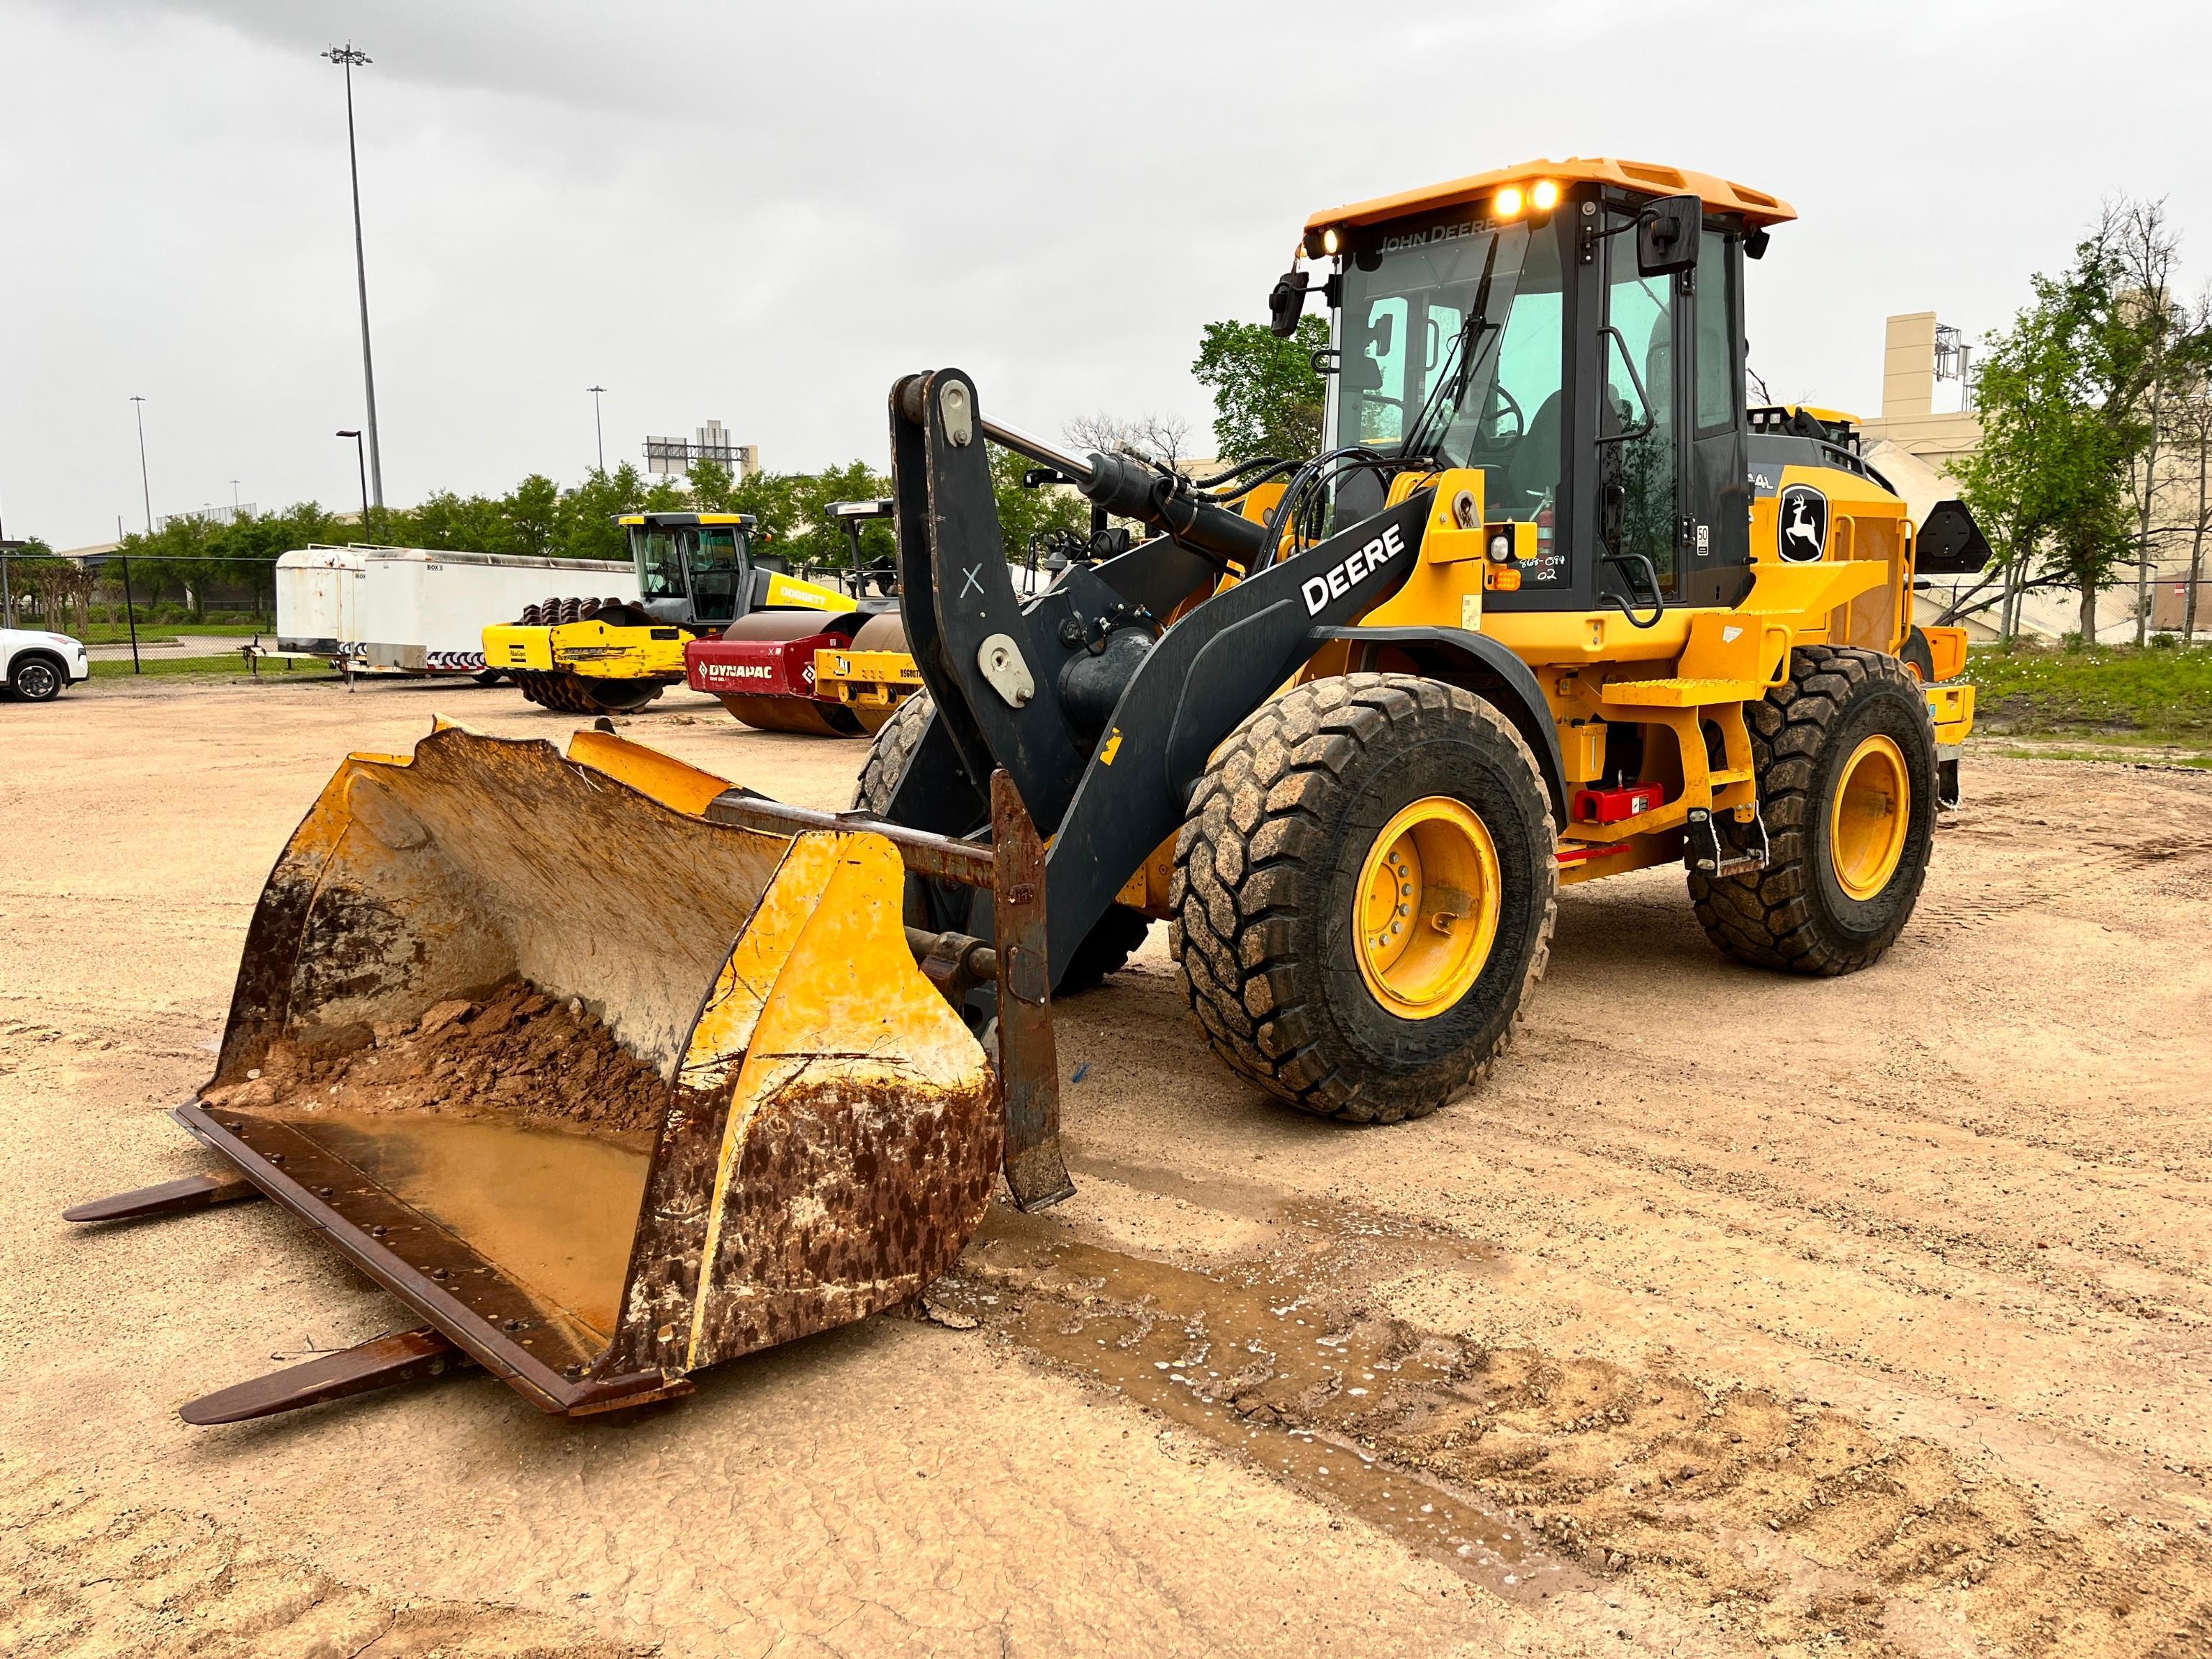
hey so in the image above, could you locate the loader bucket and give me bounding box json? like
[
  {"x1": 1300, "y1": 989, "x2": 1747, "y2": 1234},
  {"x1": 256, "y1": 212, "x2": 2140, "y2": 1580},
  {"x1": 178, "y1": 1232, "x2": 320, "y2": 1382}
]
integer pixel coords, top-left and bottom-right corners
[{"x1": 160, "y1": 723, "x2": 1002, "y2": 1416}]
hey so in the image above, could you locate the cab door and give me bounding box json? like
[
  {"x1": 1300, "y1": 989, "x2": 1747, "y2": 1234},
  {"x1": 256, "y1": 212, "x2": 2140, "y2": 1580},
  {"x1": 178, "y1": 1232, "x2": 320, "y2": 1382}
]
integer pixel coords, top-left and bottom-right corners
[
  {"x1": 1598, "y1": 223, "x2": 1751, "y2": 615},
  {"x1": 1679, "y1": 230, "x2": 1752, "y2": 609},
  {"x1": 685, "y1": 526, "x2": 745, "y2": 625},
  {"x1": 1599, "y1": 235, "x2": 1680, "y2": 610}
]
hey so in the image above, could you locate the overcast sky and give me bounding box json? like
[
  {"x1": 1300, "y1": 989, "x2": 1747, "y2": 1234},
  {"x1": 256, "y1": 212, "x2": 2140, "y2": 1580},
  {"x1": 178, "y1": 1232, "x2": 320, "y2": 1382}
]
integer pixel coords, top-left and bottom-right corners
[{"x1": 4, "y1": 0, "x2": 2208, "y2": 549}]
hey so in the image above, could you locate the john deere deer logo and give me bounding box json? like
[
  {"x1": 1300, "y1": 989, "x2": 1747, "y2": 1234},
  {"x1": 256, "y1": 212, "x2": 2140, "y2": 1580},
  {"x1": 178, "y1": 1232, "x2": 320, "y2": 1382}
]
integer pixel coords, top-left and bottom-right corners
[{"x1": 1778, "y1": 484, "x2": 1828, "y2": 563}]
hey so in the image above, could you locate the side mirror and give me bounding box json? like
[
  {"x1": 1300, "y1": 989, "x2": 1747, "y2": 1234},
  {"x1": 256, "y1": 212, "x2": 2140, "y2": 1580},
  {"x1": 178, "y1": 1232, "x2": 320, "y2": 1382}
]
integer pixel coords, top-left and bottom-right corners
[
  {"x1": 1637, "y1": 193, "x2": 1703, "y2": 278},
  {"x1": 1268, "y1": 271, "x2": 1311, "y2": 338}
]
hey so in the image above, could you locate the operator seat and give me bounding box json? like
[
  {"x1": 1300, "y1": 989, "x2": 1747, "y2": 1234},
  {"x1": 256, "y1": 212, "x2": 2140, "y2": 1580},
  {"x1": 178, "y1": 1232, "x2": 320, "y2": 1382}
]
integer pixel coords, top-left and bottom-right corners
[{"x1": 1501, "y1": 390, "x2": 1562, "y2": 518}]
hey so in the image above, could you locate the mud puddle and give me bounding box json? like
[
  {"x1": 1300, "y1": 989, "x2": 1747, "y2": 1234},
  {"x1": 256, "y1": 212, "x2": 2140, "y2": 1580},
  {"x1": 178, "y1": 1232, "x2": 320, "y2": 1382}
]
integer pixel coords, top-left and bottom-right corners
[
  {"x1": 292, "y1": 1112, "x2": 650, "y2": 1334},
  {"x1": 942, "y1": 1195, "x2": 2212, "y2": 1652}
]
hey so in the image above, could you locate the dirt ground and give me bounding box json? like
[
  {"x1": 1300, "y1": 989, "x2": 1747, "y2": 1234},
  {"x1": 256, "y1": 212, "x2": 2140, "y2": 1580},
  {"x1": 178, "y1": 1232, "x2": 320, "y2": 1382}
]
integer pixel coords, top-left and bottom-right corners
[{"x1": 2, "y1": 673, "x2": 2208, "y2": 1658}]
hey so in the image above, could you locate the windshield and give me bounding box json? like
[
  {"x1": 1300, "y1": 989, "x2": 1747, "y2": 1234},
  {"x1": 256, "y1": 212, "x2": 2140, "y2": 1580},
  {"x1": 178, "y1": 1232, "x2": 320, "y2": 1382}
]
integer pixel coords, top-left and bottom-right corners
[{"x1": 1337, "y1": 215, "x2": 1568, "y2": 582}]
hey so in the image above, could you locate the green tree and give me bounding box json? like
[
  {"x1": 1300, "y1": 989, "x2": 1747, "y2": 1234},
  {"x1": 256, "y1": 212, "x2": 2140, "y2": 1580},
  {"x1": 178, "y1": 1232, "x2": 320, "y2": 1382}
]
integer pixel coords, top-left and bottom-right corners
[
  {"x1": 990, "y1": 443, "x2": 1088, "y2": 560},
  {"x1": 553, "y1": 464, "x2": 654, "y2": 561},
  {"x1": 503, "y1": 475, "x2": 560, "y2": 556},
  {"x1": 1958, "y1": 217, "x2": 2149, "y2": 642},
  {"x1": 1192, "y1": 314, "x2": 1330, "y2": 462},
  {"x1": 684, "y1": 457, "x2": 741, "y2": 513},
  {"x1": 720, "y1": 461, "x2": 898, "y2": 571},
  {"x1": 790, "y1": 461, "x2": 893, "y2": 569}
]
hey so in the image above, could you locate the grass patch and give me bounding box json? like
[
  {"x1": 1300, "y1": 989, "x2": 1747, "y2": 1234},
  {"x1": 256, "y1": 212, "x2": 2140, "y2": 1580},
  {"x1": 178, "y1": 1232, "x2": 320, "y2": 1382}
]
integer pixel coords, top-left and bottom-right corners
[
  {"x1": 78, "y1": 620, "x2": 271, "y2": 643},
  {"x1": 1968, "y1": 641, "x2": 2212, "y2": 741},
  {"x1": 87, "y1": 652, "x2": 325, "y2": 681},
  {"x1": 1985, "y1": 737, "x2": 2212, "y2": 769}
]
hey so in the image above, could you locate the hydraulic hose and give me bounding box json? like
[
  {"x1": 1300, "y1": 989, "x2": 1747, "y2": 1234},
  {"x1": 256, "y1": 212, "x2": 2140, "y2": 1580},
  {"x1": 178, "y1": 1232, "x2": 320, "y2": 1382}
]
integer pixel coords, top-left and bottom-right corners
[{"x1": 981, "y1": 414, "x2": 1268, "y2": 566}]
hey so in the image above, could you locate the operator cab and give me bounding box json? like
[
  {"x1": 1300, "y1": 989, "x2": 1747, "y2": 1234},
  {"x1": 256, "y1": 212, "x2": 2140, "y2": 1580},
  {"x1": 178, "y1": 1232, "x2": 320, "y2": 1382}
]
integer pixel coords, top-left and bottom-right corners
[
  {"x1": 1298, "y1": 159, "x2": 1795, "y2": 625},
  {"x1": 620, "y1": 512, "x2": 757, "y2": 628}
]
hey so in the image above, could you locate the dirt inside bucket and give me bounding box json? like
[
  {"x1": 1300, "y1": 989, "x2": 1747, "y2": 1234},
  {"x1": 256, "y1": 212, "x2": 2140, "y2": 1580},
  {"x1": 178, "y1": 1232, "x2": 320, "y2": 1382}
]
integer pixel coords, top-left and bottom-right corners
[{"x1": 204, "y1": 980, "x2": 669, "y2": 1150}]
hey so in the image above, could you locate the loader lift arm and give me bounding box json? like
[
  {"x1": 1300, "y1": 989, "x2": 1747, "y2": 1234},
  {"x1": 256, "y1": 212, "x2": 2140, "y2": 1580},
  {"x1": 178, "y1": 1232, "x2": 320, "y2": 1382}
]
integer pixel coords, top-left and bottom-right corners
[{"x1": 886, "y1": 368, "x2": 1437, "y2": 987}]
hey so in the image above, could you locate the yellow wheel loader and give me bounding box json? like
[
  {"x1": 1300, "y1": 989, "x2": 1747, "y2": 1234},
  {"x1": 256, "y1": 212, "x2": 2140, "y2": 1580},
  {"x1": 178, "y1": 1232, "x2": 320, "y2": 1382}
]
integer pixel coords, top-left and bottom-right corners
[
  {"x1": 482, "y1": 511, "x2": 877, "y2": 723},
  {"x1": 71, "y1": 156, "x2": 1987, "y2": 1422}
]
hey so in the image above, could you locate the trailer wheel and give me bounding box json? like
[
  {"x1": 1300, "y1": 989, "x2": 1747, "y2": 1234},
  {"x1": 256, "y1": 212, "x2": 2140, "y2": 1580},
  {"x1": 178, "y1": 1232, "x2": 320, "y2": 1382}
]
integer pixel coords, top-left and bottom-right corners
[
  {"x1": 853, "y1": 690, "x2": 1153, "y2": 995},
  {"x1": 1691, "y1": 646, "x2": 1937, "y2": 975},
  {"x1": 1170, "y1": 674, "x2": 1556, "y2": 1124}
]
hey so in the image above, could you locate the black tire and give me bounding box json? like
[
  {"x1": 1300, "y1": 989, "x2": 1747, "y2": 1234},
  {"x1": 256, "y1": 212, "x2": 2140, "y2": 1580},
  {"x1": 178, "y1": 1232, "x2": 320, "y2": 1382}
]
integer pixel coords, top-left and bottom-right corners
[
  {"x1": 1169, "y1": 674, "x2": 1557, "y2": 1124},
  {"x1": 1900, "y1": 627, "x2": 1936, "y2": 683},
  {"x1": 852, "y1": 687, "x2": 935, "y2": 815},
  {"x1": 852, "y1": 691, "x2": 1153, "y2": 995},
  {"x1": 9, "y1": 654, "x2": 67, "y2": 702},
  {"x1": 473, "y1": 670, "x2": 505, "y2": 687},
  {"x1": 1055, "y1": 903, "x2": 1155, "y2": 995},
  {"x1": 1691, "y1": 646, "x2": 1937, "y2": 975}
]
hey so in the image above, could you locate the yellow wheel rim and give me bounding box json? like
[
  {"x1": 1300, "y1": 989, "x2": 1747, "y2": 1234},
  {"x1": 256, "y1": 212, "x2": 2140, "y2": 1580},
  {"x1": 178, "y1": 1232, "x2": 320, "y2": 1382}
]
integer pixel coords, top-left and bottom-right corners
[
  {"x1": 1829, "y1": 734, "x2": 1910, "y2": 901},
  {"x1": 1353, "y1": 796, "x2": 1502, "y2": 1020}
]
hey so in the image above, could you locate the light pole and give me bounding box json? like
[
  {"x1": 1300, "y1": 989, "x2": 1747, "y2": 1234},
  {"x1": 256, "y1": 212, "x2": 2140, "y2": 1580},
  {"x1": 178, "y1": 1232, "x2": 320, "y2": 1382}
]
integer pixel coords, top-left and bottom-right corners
[
  {"x1": 337, "y1": 430, "x2": 370, "y2": 543},
  {"x1": 323, "y1": 44, "x2": 384, "y2": 511},
  {"x1": 130, "y1": 395, "x2": 153, "y2": 534},
  {"x1": 587, "y1": 385, "x2": 607, "y2": 474}
]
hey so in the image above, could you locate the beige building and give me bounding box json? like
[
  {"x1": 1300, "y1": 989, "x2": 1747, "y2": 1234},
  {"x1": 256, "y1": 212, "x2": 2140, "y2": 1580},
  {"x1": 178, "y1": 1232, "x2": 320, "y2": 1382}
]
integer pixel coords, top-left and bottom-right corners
[{"x1": 1860, "y1": 311, "x2": 2209, "y2": 641}]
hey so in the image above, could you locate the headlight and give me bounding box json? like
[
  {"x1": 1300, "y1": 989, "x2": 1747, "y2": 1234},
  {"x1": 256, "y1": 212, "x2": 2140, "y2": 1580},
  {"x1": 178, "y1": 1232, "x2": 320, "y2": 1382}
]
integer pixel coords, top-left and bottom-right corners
[
  {"x1": 1530, "y1": 178, "x2": 1560, "y2": 212},
  {"x1": 1486, "y1": 532, "x2": 1513, "y2": 564},
  {"x1": 1494, "y1": 186, "x2": 1524, "y2": 219},
  {"x1": 1321, "y1": 226, "x2": 1340, "y2": 256}
]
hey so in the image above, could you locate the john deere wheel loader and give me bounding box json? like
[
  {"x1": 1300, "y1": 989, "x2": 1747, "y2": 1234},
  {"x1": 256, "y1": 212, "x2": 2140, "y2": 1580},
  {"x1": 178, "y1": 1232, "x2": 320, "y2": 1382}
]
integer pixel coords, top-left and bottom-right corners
[
  {"x1": 484, "y1": 510, "x2": 884, "y2": 725},
  {"x1": 72, "y1": 157, "x2": 1986, "y2": 1423}
]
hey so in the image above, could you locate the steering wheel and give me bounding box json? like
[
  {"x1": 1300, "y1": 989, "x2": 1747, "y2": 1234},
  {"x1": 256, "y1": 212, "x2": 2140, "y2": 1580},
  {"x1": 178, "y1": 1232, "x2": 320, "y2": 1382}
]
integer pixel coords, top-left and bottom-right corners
[{"x1": 1482, "y1": 384, "x2": 1525, "y2": 447}]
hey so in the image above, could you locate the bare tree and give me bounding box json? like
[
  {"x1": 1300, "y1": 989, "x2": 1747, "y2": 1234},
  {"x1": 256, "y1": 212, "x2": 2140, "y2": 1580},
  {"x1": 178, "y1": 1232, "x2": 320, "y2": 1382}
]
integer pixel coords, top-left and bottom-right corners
[
  {"x1": 1063, "y1": 412, "x2": 1193, "y2": 472},
  {"x1": 2165, "y1": 288, "x2": 2212, "y2": 645},
  {"x1": 2116, "y1": 199, "x2": 2184, "y2": 643}
]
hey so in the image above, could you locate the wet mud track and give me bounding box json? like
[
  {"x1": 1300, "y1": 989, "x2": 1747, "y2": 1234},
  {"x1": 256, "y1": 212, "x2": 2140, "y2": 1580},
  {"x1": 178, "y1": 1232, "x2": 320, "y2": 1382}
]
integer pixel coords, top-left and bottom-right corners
[{"x1": 945, "y1": 1179, "x2": 2212, "y2": 1654}]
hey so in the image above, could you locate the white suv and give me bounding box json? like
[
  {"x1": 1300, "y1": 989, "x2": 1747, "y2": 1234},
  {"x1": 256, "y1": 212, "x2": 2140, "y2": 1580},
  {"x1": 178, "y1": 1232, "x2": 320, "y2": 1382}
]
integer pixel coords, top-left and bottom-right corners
[{"x1": 1, "y1": 627, "x2": 91, "y2": 701}]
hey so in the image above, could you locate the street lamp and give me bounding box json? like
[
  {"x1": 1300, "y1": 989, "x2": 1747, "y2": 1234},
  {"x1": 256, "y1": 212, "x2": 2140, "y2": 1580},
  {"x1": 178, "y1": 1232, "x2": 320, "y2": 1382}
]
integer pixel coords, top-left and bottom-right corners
[
  {"x1": 337, "y1": 430, "x2": 371, "y2": 543},
  {"x1": 587, "y1": 385, "x2": 607, "y2": 474},
  {"x1": 323, "y1": 43, "x2": 384, "y2": 511},
  {"x1": 130, "y1": 395, "x2": 153, "y2": 534}
]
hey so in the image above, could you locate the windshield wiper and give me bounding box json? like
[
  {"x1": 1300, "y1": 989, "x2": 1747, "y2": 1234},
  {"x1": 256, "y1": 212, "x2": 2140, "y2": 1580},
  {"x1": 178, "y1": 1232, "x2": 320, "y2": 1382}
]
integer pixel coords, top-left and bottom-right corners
[{"x1": 1402, "y1": 237, "x2": 1502, "y2": 466}]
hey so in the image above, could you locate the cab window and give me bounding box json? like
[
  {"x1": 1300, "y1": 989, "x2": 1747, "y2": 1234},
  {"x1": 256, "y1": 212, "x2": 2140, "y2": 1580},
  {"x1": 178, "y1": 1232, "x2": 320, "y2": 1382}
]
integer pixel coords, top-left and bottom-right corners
[
  {"x1": 1693, "y1": 230, "x2": 1737, "y2": 431},
  {"x1": 1605, "y1": 236, "x2": 1679, "y2": 594}
]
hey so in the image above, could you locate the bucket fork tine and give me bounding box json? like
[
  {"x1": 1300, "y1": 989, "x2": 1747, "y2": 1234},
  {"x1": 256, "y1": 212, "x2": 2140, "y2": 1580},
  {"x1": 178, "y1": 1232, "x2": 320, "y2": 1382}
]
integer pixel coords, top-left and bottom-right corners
[
  {"x1": 179, "y1": 1326, "x2": 466, "y2": 1425},
  {"x1": 63, "y1": 1168, "x2": 266, "y2": 1225}
]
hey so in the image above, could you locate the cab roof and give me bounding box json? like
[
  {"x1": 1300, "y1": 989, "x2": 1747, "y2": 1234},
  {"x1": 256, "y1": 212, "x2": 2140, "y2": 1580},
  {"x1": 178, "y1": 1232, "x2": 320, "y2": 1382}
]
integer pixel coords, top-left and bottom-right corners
[
  {"x1": 615, "y1": 512, "x2": 756, "y2": 528},
  {"x1": 1305, "y1": 157, "x2": 1796, "y2": 233}
]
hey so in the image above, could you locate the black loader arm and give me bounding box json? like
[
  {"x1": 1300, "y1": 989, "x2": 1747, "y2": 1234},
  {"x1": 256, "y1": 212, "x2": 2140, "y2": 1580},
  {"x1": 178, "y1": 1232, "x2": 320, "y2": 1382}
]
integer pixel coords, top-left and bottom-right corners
[{"x1": 886, "y1": 366, "x2": 1435, "y2": 984}]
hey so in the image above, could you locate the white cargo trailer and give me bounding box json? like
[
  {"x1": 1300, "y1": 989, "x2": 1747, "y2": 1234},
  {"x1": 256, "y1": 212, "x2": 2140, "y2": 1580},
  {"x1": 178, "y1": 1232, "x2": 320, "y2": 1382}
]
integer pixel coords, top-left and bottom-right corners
[{"x1": 275, "y1": 545, "x2": 638, "y2": 676}]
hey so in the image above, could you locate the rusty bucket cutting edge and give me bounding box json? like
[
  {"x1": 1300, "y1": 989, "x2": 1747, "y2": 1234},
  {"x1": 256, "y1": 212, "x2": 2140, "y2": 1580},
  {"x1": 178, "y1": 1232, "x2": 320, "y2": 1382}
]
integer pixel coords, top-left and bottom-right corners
[{"x1": 88, "y1": 722, "x2": 1007, "y2": 1420}]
